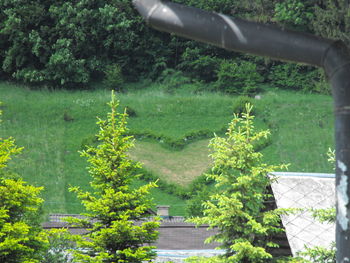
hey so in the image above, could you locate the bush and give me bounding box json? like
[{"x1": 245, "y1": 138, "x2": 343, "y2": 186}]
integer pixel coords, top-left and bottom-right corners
[
  {"x1": 41, "y1": 229, "x2": 76, "y2": 263},
  {"x1": 103, "y1": 64, "x2": 124, "y2": 91},
  {"x1": 273, "y1": 0, "x2": 314, "y2": 30},
  {"x1": 132, "y1": 128, "x2": 220, "y2": 151},
  {"x1": 80, "y1": 135, "x2": 98, "y2": 150},
  {"x1": 186, "y1": 173, "x2": 216, "y2": 217},
  {"x1": 157, "y1": 69, "x2": 192, "y2": 93},
  {"x1": 313, "y1": 70, "x2": 331, "y2": 95},
  {"x1": 63, "y1": 110, "x2": 74, "y2": 122},
  {"x1": 138, "y1": 168, "x2": 189, "y2": 199},
  {"x1": 186, "y1": 187, "x2": 211, "y2": 217},
  {"x1": 124, "y1": 105, "x2": 137, "y2": 117},
  {"x1": 232, "y1": 96, "x2": 255, "y2": 116},
  {"x1": 268, "y1": 63, "x2": 320, "y2": 92},
  {"x1": 177, "y1": 47, "x2": 221, "y2": 82},
  {"x1": 215, "y1": 60, "x2": 263, "y2": 95}
]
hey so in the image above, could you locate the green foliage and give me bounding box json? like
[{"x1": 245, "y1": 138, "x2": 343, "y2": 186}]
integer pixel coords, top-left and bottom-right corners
[
  {"x1": 0, "y1": 0, "x2": 336, "y2": 91},
  {"x1": 313, "y1": 76, "x2": 331, "y2": 95},
  {"x1": 185, "y1": 187, "x2": 211, "y2": 217},
  {"x1": 68, "y1": 92, "x2": 160, "y2": 262},
  {"x1": 185, "y1": 255, "x2": 225, "y2": 262},
  {"x1": 0, "y1": 107, "x2": 48, "y2": 263},
  {"x1": 0, "y1": 177, "x2": 48, "y2": 263},
  {"x1": 179, "y1": 0, "x2": 236, "y2": 14},
  {"x1": 157, "y1": 69, "x2": 192, "y2": 93},
  {"x1": 232, "y1": 96, "x2": 255, "y2": 116},
  {"x1": 0, "y1": 0, "x2": 164, "y2": 87},
  {"x1": 133, "y1": 128, "x2": 224, "y2": 151},
  {"x1": 124, "y1": 106, "x2": 137, "y2": 117},
  {"x1": 309, "y1": 208, "x2": 335, "y2": 224},
  {"x1": 103, "y1": 64, "x2": 124, "y2": 91},
  {"x1": 215, "y1": 60, "x2": 263, "y2": 95},
  {"x1": 139, "y1": 167, "x2": 190, "y2": 199},
  {"x1": 41, "y1": 229, "x2": 76, "y2": 263},
  {"x1": 186, "y1": 174, "x2": 215, "y2": 217},
  {"x1": 299, "y1": 243, "x2": 336, "y2": 263},
  {"x1": 312, "y1": 0, "x2": 350, "y2": 45},
  {"x1": 274, "y1": 0, "x2": 314, "y2": 30},
  {"x1": 177, "y1": 48, "x2": 221, "y2": 82},
  {"x1": 269, "y1": 63, "x2": 320, "y2": 92},
  {"x1": 188, "y1": 104, "x2": 288, "y2": 262}
]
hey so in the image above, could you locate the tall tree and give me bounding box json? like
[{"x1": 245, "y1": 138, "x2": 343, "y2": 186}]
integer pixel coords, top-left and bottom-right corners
[
  {"x1": 69, "y1": 92, "x2": 159, "y2": 263},
  {"x1": 188, "y1": 104, "x2": 287, "y2": 262}
]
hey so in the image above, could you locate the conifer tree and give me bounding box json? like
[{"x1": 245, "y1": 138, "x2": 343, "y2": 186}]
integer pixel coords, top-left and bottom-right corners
[
  {"x1": 69, "y1": 93, "x2": 159, "y2": 263},
  {"x1": 0, "y1": 103, "x2": 47, "y2": 263},
  {"x1": 188, "y1": 104, "x2": 287, "y2": 263}
]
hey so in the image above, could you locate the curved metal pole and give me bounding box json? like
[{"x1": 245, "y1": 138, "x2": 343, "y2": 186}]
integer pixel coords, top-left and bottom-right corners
[{"x1": 133, "y1": 0, "x2": 350, "y2": 261}]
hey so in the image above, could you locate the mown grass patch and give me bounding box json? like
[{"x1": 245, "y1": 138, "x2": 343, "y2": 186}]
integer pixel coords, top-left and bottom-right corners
[{"x1": 130, "y1": 139, "x2": 212, "y2": 186}]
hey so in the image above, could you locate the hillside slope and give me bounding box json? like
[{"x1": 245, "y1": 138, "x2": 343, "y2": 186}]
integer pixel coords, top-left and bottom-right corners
[{"x1": 0, "y1": 82, "x2": 334, "y2": 215}]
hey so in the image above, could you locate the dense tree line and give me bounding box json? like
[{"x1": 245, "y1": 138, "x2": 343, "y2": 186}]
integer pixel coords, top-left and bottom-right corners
[{"x1": 0, "y1": 0, "x2": 348, "y2": 91}]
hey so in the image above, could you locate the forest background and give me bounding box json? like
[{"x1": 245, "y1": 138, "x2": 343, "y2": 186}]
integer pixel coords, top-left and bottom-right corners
[{"x1": 1, "y1": 0, "x2": 348, "y2": 91}]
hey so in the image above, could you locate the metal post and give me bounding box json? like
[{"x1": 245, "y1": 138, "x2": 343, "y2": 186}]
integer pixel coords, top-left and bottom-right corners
[{"x1": 324, "y1": 42, "x2": 350, "y2": 262}]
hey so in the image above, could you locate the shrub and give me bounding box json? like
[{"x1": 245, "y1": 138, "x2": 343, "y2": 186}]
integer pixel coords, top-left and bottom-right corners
[
  {"x1": 124, "y1": 105, "x2": 137, "y2": 117},
  {"x1": 177, "y1": 47, "x2": 221, "y2": 82},
  {"x1": 63, "y1": 110, "x2": 74, "y2": 122},
  {"x1": 157, "y1": 68, "x2": 192, "y2": 93},
  {"x1": 103, "y1": 64, "x2": 124, "y2": 91},
  {"x1": 215, "y1": 60, "x2": 263, "y2": 95},
  {"x1": 313, "y1": 70, "x2": 331, "y2": 95},
  {"x1": 41, "y1": 229, "x2": 76, "y2": 263},
  {"x1": 138, "y1": 168, "x2": 189, "y2": 199},
  {"x1": 268, "y1": 63, "x2": 320, "y2": 92},
  {"x1": 186, "y1": 187, "x2": 211, "y2": 217},
  {"x1": 80, "y1": 135, "x2": 98, "y2": 150},
  {"x1": 232, "y1": 96, "x2": 255, "y2": 116},
  {"x1": 273, "y1": 0, "x2": 314, "y2": 30}
]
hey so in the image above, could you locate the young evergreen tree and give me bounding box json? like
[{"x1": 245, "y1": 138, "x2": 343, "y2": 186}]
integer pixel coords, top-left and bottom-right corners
[
  {"x1": 0, "y1": 104, "x2": 48, "y2": 263},
  {"x1": 69, "y1": 92, "x2": 159, "y2": 263},
  {"x1": 188, "y1": 104, "x2": 288, "y2": 263}
]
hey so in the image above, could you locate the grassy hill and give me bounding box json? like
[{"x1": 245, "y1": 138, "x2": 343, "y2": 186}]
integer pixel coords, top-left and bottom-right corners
[{"x1": 0, "y1": 81, "x2": 334, "y2": 216}]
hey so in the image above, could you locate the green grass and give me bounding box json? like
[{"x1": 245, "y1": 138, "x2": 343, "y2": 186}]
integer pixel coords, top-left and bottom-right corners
[
  {"x1": 0, "y1": 81, "x2": 335, "y2": 216},
  {"x1": 254, "y1": 90, "x2": 334, "y2": 172}
]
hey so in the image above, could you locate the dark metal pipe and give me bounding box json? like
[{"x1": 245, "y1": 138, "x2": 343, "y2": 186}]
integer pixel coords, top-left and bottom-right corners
[
  {"x1": 133, "y1": 0, "x2": 334, "y2": 66},
  {"x1": 133, "y1": 0, "x2": 350, "y2": 261}
]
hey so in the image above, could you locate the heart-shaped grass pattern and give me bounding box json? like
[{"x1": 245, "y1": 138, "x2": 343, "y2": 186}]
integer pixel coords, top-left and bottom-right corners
[{"x1": 129, "y1": 139, "x2": 212, "y2": 186}]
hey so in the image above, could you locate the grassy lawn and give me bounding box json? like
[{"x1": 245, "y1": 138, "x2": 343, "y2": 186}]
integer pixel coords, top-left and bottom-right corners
[{"x1": 0, "y1": 81, "x2": 334, "y2": 216}]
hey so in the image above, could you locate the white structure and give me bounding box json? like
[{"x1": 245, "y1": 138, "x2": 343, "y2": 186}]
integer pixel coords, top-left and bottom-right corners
[{"x1": 270, "y1": 172, "x2": 335, "y2": 256}]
